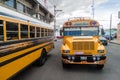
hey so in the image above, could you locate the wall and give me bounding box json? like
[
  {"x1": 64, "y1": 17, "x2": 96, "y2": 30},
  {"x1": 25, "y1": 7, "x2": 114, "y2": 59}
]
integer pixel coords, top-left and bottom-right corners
[{"x1": 117, "y1": 24, "x2": 120, "y2": 40}]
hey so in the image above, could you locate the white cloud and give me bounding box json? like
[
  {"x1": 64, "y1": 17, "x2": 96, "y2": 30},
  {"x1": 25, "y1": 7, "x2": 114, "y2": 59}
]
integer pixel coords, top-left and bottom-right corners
[
  {"x1": 56, "y1": 0, "x2": 108, "y2": 13},
  {"x1": 53, "y1": 0, "x2": 110, "y2": 26},
  {"x1": 95, "y1": 12, "x2": 119, "y2": 29},
  {"x1": 38, "y1": 0, "x2": 119, "y2": 29}
]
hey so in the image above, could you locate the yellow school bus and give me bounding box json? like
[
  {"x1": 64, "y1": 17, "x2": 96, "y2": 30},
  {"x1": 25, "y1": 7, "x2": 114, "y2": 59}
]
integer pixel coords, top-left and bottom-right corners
[
  {"x1": 61, "y1": 17, "x2": 106, "y2": 70},
  {"x1": 0, "y1": 16, "x2": 54, "y2": 80}
]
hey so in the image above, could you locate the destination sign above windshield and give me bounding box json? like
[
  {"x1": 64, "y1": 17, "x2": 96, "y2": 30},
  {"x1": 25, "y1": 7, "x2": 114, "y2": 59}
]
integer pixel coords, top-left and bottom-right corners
[
  {"x1": 73, "y1": 22, "x2": 89, "y2": 26},
  {"x1": 63, "y1": 20, "x2": 99, "y2": 27}
]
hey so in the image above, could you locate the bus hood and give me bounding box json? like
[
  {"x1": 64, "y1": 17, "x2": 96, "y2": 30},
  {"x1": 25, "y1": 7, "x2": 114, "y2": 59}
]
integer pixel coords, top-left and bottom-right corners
[
  {"x1": 72, "y1": 36, "x2": 98, "y2": 55},
  {"x1": 64, "y1": 36, "x2": 98, "y2": 42},
  {"x1": 64, "y1": 36, "x2": 99, "y2": 55}
]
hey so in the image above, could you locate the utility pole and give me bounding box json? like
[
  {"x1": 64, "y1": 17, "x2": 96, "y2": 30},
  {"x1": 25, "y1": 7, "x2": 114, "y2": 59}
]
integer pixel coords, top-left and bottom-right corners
[
  {"x1": 54, "y1": 5, "x2": 56, "y2": 38},
  {"x1": 101, "y1": 25, "x2": 105, "y2": 36},
  {"x1": 91, "y1": 0, "x2": 95, "y2": 19},
  {"x1": 109, "y1": 14, "x2": 112, "y2": 41},
  {"x1": 54, "y1": 5, "x2": 62, "y2": 38}
]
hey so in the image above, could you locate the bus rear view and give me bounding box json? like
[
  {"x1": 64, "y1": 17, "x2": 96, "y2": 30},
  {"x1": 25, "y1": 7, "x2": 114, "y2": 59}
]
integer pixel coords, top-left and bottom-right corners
[{"x1": 61, "y1": 17, "x2": 106, "y2": 70}]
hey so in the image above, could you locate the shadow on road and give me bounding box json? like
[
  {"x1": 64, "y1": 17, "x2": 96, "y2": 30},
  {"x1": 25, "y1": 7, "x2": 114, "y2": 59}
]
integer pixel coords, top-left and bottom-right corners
[
  {"x1": 62, "y1": 64, "x2": 104, "y2": 73},
  {"x1": 11, "y1": 54, "x2": 53, "y2": 80}
]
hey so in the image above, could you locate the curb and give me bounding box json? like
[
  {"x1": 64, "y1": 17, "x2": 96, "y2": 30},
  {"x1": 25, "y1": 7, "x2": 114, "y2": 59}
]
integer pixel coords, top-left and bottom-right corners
[{"x1": 110, "y1": 42, "x2": 120, "y2": 45}]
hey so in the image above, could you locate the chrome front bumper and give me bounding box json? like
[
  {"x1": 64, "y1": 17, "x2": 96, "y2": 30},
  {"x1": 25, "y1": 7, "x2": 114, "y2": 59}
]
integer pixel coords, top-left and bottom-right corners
[{"x1": 62, "y1": 54, "x2": 106, "y2": 64}]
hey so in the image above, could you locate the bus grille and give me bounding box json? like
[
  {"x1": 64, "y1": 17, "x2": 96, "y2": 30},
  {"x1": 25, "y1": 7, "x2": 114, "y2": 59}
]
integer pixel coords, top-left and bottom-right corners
[{"x1": 73, "y1": 42, "x2": 94, "y2": 50}]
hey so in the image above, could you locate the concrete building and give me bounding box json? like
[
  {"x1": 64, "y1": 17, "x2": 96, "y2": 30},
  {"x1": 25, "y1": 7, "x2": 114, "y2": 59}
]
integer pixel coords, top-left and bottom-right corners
[
  {"x1": 117, "y1": 23, "x2": 120, "y2": 40},
  {"x1": 0, "y1": 0, "x2": 54, "y2": 26}
]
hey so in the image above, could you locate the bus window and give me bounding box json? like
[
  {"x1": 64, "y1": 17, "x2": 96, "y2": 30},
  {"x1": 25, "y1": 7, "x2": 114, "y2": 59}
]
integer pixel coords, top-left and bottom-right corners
[
  {"x1": 36, "y1": 27, "x2": 40, "y2": 37},
  {"x1": 64, "y1": 28, "x2": 81, "y2": 36},
  {"x1": 81, "y1": 27, "x2": 98, "y2": 36},
  {"x1": 41, "y1": 28, "x2": 44, "y2": 37},
  {"x1": 45, "y1": 28, "x2": 47, "y2": 36},
  {"x1": 47, "y1": 29, "x2": 49, "y2": 36},
  {"x1": 21, "y1": 24, "x2": 28, "y2": 39},
  {"x1": 50, "y1": 30, "x2": 53, "y2": 36},
  {"x1": 48, "y1": 29, "x2": 50, "y2": 36},
  {"x1": 30, "y1": 26, "x2": 35, "y2": 38},
  {"x1": 6, "y1": 22, "x2": 18, "y2": 40},
  {"x1": 0, "y1": 20, "x2": 3, "y2": 41}
]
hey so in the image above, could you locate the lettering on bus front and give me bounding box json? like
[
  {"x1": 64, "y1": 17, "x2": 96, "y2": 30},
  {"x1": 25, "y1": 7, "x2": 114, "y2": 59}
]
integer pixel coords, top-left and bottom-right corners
[{"x1": 73, "y1": 22, "x2": 89, "y2": 26}]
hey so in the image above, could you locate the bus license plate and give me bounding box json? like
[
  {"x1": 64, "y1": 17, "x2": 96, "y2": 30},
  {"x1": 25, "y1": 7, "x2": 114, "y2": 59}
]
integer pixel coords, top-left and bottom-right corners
[
  {"x1": 81, "y1": 57, "x2": 87, "y2": 60},
  {"x1": 81, "y1": 61, "x2": 87, "y2": 64},
  {"x1": 75, "y1": 52, "x2": 84, "y2": 55}
]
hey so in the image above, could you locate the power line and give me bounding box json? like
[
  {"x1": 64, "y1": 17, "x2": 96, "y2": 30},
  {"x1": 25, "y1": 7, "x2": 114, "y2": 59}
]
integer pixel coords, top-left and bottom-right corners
[{"x1": 97, "y1": 20, "x2": 119, "y2": 21}]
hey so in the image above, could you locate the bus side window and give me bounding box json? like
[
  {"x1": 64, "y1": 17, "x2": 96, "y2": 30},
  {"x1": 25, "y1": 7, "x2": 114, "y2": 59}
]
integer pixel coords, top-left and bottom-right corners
[
  {"x1": 6, "y1": 22, "x2": 18, "y2": 40},
  {"x1": 21, "y1": 24, "x2": 28, "y2": 39},
  {"x1": 0, "y1": 20, "x2": 3, "y2": 41},
  {"x1": 48, "y1": 29, "x2": 50, "y2": 36},
  {"x1": 47, "y1": 29, "x2": 49, "y2": 36},
  {"x1": 41, "y1": 28, "x2": 44, "y2": 37},
  {"x1": 30, "y1": 26, "x2": 35, "y2": 38},
  {"x1": 36, "y1": 27, "x2": 40, "y2": 37},
  {"x1": 50, "y1": 30, "x2": 53, "y2": 36},
  {"x1": 45, "y1": 28, "x2": 47, "y2": 37}
]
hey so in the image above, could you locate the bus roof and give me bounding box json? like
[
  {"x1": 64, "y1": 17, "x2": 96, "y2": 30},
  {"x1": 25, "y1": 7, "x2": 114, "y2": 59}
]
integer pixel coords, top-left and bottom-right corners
[{"x1": 63, "y1": 17, "x2": 100, "y2": 27}]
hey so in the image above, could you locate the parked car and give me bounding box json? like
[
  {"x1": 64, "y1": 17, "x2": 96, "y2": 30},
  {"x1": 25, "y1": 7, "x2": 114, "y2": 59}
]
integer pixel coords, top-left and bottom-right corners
[
  {"x1": 100, "y1": 36, "x2": 108, "y2": 46},
  {"x1": 104, "y1": 35, "x2": 114, "y2": 40},
  {"x1": 54, "y1": 37, "x2": 57, "y2": 41},
  {"x1": 113, "y1": 33, "x2": 117, "y2": 38},
  {"x1": 56, "y1": 36, "x2": 63, "y2": 39}
]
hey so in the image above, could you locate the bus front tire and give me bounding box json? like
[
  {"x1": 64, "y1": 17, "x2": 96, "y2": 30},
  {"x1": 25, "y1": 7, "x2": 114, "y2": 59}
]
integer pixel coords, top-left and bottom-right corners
[
  {"x1": 96, "y1": 64, "x2": 104, "y2": 70},
  {"x1": 62, "y1": 62, "x2": 68, "y2": 68},
  {"x1": 36, "y1": 49, "x2": 47, "y2": 66}
]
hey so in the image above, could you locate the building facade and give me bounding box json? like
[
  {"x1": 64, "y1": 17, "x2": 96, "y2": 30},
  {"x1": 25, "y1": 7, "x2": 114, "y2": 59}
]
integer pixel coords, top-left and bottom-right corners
[
  {"x1": 0, "y1": 0, "x2": 54, "y2": 24},
  {"x1": 117, "y1": 23, "x2": 120, "y2": 40}
]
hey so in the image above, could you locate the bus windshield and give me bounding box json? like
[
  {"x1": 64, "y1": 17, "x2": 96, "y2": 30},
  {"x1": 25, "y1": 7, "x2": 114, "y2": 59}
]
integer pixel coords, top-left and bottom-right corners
[{"x1": 64, "y1": 27, "x2": 99, "y2": 36}]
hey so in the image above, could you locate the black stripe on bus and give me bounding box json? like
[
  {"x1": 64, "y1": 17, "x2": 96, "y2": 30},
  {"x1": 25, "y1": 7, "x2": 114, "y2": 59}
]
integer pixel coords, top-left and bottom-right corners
[
  {"x1": 0, "y1": 38, "x2": 53, "y2": 57},
  {"x1": 0, "y1": 37, "x2": 53, "y2": 46},
  {"x1": 0, "y1": 42, "x2": 53, "y2": 67}
]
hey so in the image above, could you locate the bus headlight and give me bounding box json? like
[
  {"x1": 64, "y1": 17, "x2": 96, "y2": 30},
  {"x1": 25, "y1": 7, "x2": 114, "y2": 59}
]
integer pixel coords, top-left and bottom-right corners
[
  {"x1": 93, "y1": 56, "x2": 96, "y2": 61},
  {"x1": 98, "y1": 50, "x2": 104, "y2": 53},
  {"x1": 93, "y1": 56, "x2": 100, "y2": 61},
  {"x1": 63, "y1": 50, "x2": 70, "y2": 53},
  {"x1": 72, "y1": 56, "x2": 75, "y2": 60}
]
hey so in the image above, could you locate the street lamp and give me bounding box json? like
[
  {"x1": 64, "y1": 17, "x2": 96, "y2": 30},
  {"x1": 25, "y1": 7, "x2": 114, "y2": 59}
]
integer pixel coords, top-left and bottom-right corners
[
  {"x1": 56, "y1": 12, "x2": 64, "y2": 17},
  {"x1": 54, "y1": 5, "x2": 62, "y2": 38}
]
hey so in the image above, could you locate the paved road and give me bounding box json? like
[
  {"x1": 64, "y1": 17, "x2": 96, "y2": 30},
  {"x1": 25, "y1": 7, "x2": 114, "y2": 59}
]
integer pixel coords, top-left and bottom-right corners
[{"x1": 12, "y1": 40, "x2": 120, "y2": 80}]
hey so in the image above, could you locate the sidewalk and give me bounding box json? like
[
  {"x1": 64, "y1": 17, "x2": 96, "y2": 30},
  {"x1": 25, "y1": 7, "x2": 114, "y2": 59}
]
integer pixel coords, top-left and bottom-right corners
[{"x1": 110, "y1": 39, "x2": 120, "y2": 45}]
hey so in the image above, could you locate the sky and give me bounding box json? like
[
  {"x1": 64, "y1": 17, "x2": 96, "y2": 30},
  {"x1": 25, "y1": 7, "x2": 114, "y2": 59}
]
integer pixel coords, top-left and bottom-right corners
[{"x1": 39, "y1": 0, "x2": 120, "y2": 29}]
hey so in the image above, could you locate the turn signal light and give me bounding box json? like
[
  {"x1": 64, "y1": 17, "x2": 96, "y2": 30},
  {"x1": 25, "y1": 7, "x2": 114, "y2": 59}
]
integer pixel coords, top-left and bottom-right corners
[
  {"x1": 62, "y1": 50, "x2": 70, "y2": 53},
  {"x1": 98, "y1": 50, "x2": 104, "y2": 53}
]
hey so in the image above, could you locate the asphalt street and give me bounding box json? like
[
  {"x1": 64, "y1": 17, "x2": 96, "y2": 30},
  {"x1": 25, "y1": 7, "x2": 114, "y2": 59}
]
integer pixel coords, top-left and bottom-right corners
[{"x1": 11, "y1": 40, "x2": 120, "y2": 80}]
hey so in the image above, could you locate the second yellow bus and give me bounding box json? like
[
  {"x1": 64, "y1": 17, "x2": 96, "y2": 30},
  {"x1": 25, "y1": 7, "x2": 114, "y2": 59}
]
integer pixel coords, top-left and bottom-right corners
[{"x1": 0, "y1": 16, "x2": 54, "y2": 80}]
